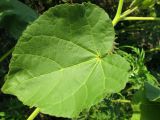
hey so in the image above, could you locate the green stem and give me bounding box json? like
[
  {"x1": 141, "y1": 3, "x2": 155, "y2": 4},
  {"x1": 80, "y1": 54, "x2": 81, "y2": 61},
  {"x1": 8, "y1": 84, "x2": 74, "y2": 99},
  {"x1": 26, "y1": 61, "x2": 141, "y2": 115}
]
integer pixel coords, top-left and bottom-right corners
[
  {"x1": 112, "y1": 0, "x2": 124, "y2": 26},
  {"x1": 146, "y1": 48, "x2": 160, "y2": 53},
  {"x1": 0, "y1": 47, "x2": 14, "y2": 63},
  {"x1": 122, "y1": 17, "x2": 160, "y2": 21},
  {"x1": 111, "y1": 99, "x2": 131, "y2": 103},
  {"x1": 120, "y1": 6, "x2": 138, "y2": 19},
  {"x1": 27, "y1": 108, "x2": 40, "y2": 120}
]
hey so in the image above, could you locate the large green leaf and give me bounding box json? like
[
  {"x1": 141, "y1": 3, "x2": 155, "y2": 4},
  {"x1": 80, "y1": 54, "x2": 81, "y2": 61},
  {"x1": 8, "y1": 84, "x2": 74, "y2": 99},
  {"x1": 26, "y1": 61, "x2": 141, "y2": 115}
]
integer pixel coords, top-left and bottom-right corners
[
  {"x1": 1, "y1": 3, "x2": 130, "y2": 118},
  {"x1": 0, "y1": 0, "x2": 38, "y2": 39}
]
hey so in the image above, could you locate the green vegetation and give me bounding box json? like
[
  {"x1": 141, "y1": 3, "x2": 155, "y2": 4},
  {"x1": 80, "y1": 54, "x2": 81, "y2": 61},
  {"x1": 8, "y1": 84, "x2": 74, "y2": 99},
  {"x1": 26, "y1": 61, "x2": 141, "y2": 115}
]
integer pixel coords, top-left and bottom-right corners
[{"x1": 0, "y1": 0, "x2": 160, "y2": 120}]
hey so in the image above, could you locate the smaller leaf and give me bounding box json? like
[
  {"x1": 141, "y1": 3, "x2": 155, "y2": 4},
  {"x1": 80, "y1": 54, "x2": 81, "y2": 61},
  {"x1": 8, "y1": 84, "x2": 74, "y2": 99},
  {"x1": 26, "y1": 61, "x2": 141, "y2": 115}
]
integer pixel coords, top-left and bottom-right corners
[
  {"x1": 131, "y1": 86, "x2": 160, "y2": 120},
  {"x1": 144, "y1": 82, "x2": 160, "y2": 102},
  {"x1": 0, "y1": 0, "x2": 38, "y2": 39}
]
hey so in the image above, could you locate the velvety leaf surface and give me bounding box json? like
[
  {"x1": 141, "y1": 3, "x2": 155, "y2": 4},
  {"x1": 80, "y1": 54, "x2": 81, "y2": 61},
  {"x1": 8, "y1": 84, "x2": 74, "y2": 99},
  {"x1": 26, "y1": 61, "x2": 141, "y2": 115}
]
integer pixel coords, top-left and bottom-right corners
[{"x1": 2, "y1": 3, "x2": 130, "y2": 118}]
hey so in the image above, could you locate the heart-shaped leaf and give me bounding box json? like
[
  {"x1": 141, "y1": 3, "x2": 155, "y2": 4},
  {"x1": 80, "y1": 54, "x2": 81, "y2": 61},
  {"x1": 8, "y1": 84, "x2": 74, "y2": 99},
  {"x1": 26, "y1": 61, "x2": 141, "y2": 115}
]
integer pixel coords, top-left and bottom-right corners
[{"x1": 2, "y1": 3, "x2": 130, "y2": 118}]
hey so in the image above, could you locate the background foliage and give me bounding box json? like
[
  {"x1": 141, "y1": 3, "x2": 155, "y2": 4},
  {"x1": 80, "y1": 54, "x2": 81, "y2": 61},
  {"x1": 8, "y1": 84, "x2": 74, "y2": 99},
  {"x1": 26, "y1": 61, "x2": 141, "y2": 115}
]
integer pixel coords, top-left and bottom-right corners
[{"x1": 0, "y1": 0, "x2": 160, "y2": 120}]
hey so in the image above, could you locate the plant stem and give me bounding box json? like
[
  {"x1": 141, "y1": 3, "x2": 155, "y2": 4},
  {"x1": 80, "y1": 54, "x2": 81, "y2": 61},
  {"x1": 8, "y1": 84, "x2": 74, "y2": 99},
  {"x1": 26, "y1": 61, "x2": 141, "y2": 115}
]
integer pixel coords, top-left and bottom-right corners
[
  {"x1": 120, "y1": 6, "x2": 138, "y2": 19},
  {"x1": 122, "y1": 17, "x2": 160, "y2": 21},
  {"x1": 146, "y1": 48, "x2": 160, "y2": 53},
  {"x1": 112, "y1": 0, "x2": 124, "y2": 26},
  {"x1": 0, "y1": 47, "x2": 14, "y2": 63},
  {"x1": 111, "y1": 99, "x2": 131, "y2": 103},
  {"x1": 27, "y1": 108, "x2": 40, "y2": 120}
]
